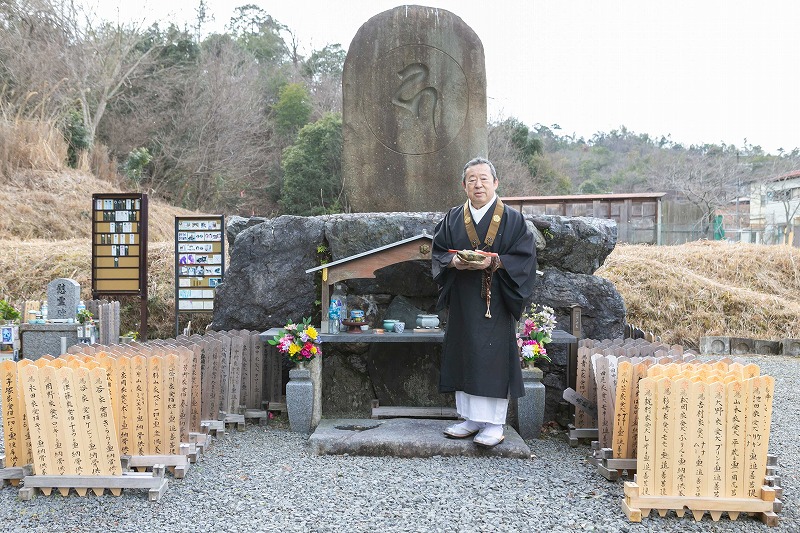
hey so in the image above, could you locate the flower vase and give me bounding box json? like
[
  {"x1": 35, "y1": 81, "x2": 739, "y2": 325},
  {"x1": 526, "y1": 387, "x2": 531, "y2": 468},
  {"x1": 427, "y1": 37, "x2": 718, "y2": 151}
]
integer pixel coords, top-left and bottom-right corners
[
  {"x1": 516, "y1": 366, "x2": 545, "y2": 439},
  {"x1": 286, "y1": 363, "x2": 313, "y2": 434}
]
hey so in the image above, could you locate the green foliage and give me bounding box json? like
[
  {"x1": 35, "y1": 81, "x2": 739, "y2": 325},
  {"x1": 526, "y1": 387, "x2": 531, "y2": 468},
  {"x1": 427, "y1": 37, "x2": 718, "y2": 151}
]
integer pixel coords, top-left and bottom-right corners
[
  {"x1": 228, "y1": 4, "x2": 288, "y2": 64},
  {"x1": 63, "y1": 109, "x2": 90, "y2": 167},
  {"x1": 280, "y1": 113, "x2": 343, "y2": 215},
  {"x1": 303, "y1": 44, "x2": 346, "y2": 78},
  {"x1": 0, "y1": 299, "x2": 20, "y2": 321},
  {"x1": 578, "y1": 178, "x2": 609, "y2": 194},
  {"x1": 123, "y1": 147, "x2": 152, "y2": 183},
  {"x1": 273, "y1": 83, "x2": 312, "y2": 137},
  {"x1": 501, "y1": 118, "x2": 543, "y2": 163},
  {"x1": 528, "y1": 153, "x2": 572, "y2": 194},
  {"x1": 139, "y1": 23, "x2": 199, "y2": 66},
  {"x1": 77, "y1": 308, "x2": 93, "y2": 325}
]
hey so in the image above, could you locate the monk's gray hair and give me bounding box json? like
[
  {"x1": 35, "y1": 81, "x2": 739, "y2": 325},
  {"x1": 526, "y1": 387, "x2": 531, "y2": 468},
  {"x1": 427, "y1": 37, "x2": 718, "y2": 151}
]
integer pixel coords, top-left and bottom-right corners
[{"x1": 462, "y1": 157, "x2": 497, "y2": 183}]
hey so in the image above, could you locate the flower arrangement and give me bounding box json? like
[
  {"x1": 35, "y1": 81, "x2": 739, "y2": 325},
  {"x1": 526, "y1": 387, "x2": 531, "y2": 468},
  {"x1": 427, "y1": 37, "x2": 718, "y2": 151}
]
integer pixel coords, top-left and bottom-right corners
[
  {"x1": 268, "y1": 317, "x2": 322, "y2": 364},
  {"x1": 77, "y1": 308, "x2": 93, "y2": 325},
  {"x1": 518, "y1": 304, "x2": 556, "y2": 365}
]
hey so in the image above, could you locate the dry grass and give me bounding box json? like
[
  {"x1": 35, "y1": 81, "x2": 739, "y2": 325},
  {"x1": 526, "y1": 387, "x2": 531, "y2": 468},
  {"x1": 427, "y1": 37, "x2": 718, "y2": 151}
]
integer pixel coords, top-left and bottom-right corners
[
  {"x1": 0, "y1": 169, "x2": 194, "y2": 241},
  {"x1": 0, "y1": 118, "x2": 66, "y2": 177},
  {"x1": 597, "y1": 241, "x2": 800, "y2": 348},
  {"x1": 0, "y1": 159, "x2": 202, "y2": 337}
]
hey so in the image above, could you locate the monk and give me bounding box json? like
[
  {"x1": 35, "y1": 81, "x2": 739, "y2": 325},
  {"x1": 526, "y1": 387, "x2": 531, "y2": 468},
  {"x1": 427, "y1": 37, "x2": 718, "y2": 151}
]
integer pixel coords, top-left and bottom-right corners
[{"x1": 432, "y1": 157, "x2": 536, "y2": 447}]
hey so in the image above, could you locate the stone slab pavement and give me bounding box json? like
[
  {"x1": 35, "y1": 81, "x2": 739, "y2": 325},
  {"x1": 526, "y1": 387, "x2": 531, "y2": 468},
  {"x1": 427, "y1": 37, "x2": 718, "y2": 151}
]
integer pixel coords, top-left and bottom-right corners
[{"x1": 309, "y1": 418, "x2": 531, "y2": 459}]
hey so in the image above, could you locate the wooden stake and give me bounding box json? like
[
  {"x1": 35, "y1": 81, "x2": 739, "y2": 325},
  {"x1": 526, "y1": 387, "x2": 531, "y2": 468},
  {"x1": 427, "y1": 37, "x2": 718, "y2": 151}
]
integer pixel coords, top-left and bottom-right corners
[
  {"x1": 689, "y1": 380, "x2": 710, "y2": 498},
  {"x1": 637, "y1": 377, "x2": 657, "y2": 496}
]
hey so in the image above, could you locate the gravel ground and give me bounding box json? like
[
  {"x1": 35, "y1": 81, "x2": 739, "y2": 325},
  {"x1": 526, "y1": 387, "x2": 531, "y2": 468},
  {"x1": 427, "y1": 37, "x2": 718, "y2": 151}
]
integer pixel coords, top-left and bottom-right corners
[{"x1": 1, "y1": 354, "x2": 797, "y2": 532}]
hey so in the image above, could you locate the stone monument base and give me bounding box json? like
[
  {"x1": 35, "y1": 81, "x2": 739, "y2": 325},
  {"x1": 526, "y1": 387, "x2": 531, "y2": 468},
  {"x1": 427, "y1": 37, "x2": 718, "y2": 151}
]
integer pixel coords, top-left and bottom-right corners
[{"x1": 309, "y1": 418, "x2": 530, "y2": 459}]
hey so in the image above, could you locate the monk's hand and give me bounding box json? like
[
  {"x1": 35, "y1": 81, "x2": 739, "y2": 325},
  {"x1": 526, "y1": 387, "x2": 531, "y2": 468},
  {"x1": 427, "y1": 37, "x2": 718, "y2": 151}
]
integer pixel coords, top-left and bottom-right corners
[
  {"x1": 452, "y1": 252, "x2": 492, "y2": 270},
  {"x1": 451, "y1": 254, "x2": 470, "y2": 270}
]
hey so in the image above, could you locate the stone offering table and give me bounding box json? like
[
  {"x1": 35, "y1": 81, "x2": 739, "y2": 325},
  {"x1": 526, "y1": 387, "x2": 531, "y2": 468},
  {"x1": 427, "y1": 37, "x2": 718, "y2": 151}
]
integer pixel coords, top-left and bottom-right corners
[{"x1": 266, "y1": 327, "x2": 575, "y2": 435}]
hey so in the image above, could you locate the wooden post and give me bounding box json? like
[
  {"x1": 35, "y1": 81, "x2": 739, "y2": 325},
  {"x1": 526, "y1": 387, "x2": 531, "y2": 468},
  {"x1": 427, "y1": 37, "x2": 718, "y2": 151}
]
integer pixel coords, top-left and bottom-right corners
[
  {"x1": 672, "y1": 378, "x2": 691, "y2": 496},
  {"x1": 55, "y1": 366, "x2": 86, "y2": 475},
  {"x1": 227, "y1": 335, "x2": 244, "y2": 414},
  {"x1": 164, "y1": 353, "x2": 181, "y2": 455},
  {"x1": 709, "y1": 380, "x2": 727, "y2": 498},
  {"x1": 38, "y1": 366, "x2": 69, "y2": 475},
  {"x1": 654, "y1": 377, "x2": 674, "y2": 497},
  {"x1": 595, "y1": 355, "x2": 614, "y2": 449},
  {"x1": 147, "y1": 355, "x2": 165, "y2": 455},
  {"x1": 117, "y1": 355, "x2": 133, "y2": 455},
  {"x1": 745, "y1": 376, "x2": 774, "y2": 498},
  {"x1": 89, "y1": 367, "x2": 122, "y2": 476},
  {"x1": 637, "y1": 377, "x2": 656, "y2": 496},
  {"x1": 73, "y1": 365, "x2": 105, "y2": 475},
  {"x1": 190, "y1": 341, "x2": 203, "y2": 431},
  {"x1": 131, "y1": 355, "x2": 149, "y2": 455},
  {"x1": 239, "y1": 330, "x2": 251, "y2": 410},
  {"x1": 250, "y1": 333, "x2": 264, "y2": 410},
  {"x1": 613, "y1": 360, "x2": 633, "y2": 459},
  {"x1": 0, "y1": 360, "x2": 31, "y2": 467},
  {"x1": 689, "y1": 380, "x2": 710, "y2": 498}
]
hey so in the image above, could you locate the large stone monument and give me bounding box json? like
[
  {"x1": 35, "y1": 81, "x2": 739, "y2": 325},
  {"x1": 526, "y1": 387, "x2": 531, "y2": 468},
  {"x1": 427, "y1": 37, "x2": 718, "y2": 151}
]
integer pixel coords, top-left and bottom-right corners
[{"x1": 342, "y1": 5, "x2": 487, "y2": 212}]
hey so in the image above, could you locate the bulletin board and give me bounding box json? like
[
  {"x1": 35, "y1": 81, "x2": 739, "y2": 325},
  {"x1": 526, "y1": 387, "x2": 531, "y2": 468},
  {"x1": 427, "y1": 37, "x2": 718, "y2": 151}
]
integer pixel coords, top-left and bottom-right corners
[
  {"x1": 174, "y1": 215, "x2": 225, "y2": 332},
  {"x1": 91, "y1": 193, "x2": 148, "y2": 295},
  {"x1": 91, "y1": 192, "x2": 149, "y2": 340}
]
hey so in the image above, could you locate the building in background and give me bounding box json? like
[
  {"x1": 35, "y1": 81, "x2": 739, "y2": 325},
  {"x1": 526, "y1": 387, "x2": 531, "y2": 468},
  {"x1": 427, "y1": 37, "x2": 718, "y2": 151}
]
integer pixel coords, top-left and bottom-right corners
[{"x1": 749, "y1": 170, "x2": 800, "y2": 246}]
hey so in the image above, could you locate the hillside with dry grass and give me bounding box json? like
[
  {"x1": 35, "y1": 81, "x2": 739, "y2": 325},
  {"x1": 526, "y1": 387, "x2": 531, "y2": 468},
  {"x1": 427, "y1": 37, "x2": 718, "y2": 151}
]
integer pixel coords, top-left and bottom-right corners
[
  {"x1": 0, "y1": 167, "x2": 198, "y2": 338},
  {"x1": 596, "y1": 241, "x2": 800, "y2": 347},
  {"x1": 1, "y1": 117, "x2": 798, "y2": 344}
]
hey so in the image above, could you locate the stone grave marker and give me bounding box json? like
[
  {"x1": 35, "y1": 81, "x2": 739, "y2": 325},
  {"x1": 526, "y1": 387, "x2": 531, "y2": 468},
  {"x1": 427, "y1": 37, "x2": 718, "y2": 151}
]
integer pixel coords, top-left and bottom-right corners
[
  {"x1": 343, "y1": 5, "x2": 488, "y2": 212},
  {"x1": 47, "y1": 278, "x2": 80, "y2": 321}
]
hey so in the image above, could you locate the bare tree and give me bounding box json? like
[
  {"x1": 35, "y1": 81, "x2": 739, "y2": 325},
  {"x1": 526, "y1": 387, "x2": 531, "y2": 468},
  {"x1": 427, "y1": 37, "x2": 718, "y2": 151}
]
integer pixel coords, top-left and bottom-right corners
[
  {"x1": 0, "y1": 0, "x2": 157, "y2": 148},
  {"x1": 146, "y1": 37, "x2": 275, "y2": 213},
  {"x1": 647, "y1": 147, "x2": 747, "y2": 237}
]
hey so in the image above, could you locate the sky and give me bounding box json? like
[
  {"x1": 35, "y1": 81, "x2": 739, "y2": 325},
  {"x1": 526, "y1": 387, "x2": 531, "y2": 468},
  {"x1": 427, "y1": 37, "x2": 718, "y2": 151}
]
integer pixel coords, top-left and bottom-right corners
[{"x1": 92, "y1": 0, "x2": 800, "y2": 154}]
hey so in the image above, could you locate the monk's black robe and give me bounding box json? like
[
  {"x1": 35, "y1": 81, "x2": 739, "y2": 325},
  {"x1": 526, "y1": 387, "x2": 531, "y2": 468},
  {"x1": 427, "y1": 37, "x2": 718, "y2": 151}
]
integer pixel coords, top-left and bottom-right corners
[{"x1": 432, "y1": 199, "x2": 536, "y2": 399}]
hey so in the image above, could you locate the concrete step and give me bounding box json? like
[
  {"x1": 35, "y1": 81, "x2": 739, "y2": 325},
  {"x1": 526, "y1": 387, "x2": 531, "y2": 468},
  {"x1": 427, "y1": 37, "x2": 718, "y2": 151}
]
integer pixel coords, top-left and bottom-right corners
[{"x1": 309, "y1": 418, "x2": 531, "y2": 459}]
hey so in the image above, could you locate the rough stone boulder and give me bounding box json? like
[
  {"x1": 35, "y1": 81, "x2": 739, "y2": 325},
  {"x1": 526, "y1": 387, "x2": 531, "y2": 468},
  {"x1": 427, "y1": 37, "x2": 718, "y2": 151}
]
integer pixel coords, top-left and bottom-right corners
[
  {"x1": 213, "y1": 215, "x2": 326, "y2": 330},
  {"x1": 531, "y1": 216, "x2": 617, "y2": 275},
  {"x1": 216, "y1": 212, "x2": 622, "y2": 334},
  {"x1": 226, "y1": 215, "x2": 268, "y2": 246}
]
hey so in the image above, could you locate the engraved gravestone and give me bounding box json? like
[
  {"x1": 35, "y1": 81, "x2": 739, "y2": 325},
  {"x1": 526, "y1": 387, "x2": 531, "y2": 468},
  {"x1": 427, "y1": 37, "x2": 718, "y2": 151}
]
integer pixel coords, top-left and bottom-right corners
[
  {"x1": 47, "y1": 278, "x2": 80, "y2": 321},
  {"x1": 343, "y1": 5, "x2": 488, "y2": 212}
]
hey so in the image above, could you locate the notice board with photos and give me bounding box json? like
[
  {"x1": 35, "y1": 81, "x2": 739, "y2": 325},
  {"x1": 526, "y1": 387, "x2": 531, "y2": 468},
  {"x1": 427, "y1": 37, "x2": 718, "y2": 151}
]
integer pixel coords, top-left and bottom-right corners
[
  {"x1": 91, "y1": 193, "x2": 148, "y2": 296},
  {"x1": 174, "y1": 215, "x2": 225, "y2": 316}
]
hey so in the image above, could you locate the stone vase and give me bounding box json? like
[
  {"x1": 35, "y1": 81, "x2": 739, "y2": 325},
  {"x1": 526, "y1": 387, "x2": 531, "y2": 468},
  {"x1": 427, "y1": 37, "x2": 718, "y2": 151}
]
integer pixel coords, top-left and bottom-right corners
[
  {"x1": 516, "y1": 367, "x2": 545, "y2": 439},
  {"x1": 286, "y1": 364, "x2": 314, "y2": 434}
]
